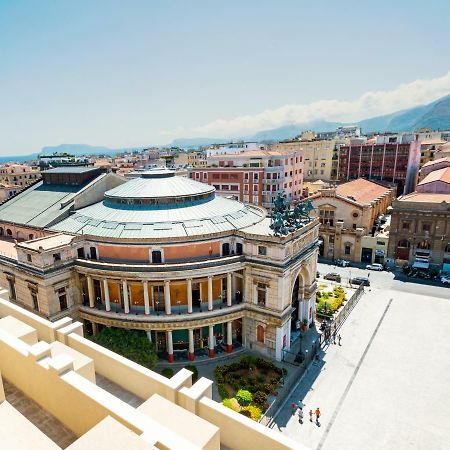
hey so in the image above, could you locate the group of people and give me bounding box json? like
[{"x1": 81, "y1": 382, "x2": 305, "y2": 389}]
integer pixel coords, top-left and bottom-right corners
[{"x1": 292, "y1": 400, "x2": 321, "y2": 426}]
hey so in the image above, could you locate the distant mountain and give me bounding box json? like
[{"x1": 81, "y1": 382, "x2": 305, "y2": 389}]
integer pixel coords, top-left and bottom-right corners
[
  {"x1": 250, "y1": 120, "x2": 343, "y2": 142},
  {"x1": 170, "y1": 137, "x2": 230, "y2": 148},
  {"x1": 171, "y1": 94, "x2": 450, "y2": 147},
  {"x1": 357, "y1": 94, "x2": 450, "y2": 133}
]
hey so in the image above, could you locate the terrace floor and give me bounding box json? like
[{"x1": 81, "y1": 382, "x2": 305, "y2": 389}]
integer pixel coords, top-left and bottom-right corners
[
  {"x1": 95, "y1": 373, "x2": 144, "y2": 407},
  {"x1": 3, "y1": 378, "x2": 77, "y2": 449}
]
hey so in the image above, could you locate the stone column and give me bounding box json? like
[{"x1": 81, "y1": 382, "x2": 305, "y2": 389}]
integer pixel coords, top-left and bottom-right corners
[
  {"x1": 208, "y1": 325, "x2": 215, "y2": 358},
  {"x1": 143, "y1": 280, "x2": 150, "y2": 315},
  {"x1": 207, "y1": 276, "x2": 213, "y2": 311},
  {"x1": 164, "y1": 280, "x2": 171, "y2": 315},
  {"x1": 188, "y1": 329, "x2": 195, "y2": 361},
  {"x1": 92, "y1": 322, "x2": 98, "y2": 335},
  {"x1": 167, "y1": 330, "x2": 174, "y2": 363},
  {"x1": 103, "y1": 279, "x2": 110, "y2": 311},
  {"x1": 227, "y1": 272, "x2": 232, "y2": 306},
  {"x1": 226, "y1": 321, "x2": 233, "y2": 353},
  {"x1": 87, "y1": 275, "x2": 95, "y2": 308},
  {"x1": 122, "y1": 280, "x2": 130, "y2": 314},
  {"x1": 187, "y1": 279, "x2": 193, "y2": 314},
  {"x1": 146, "y1": 331, "x2": 152, "y2": 343}
]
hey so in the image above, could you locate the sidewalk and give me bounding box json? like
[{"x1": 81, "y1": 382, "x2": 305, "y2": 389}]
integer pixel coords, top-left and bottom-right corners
[{"x1": 270, "y1": 288, "x2": 391, "y2": 449}]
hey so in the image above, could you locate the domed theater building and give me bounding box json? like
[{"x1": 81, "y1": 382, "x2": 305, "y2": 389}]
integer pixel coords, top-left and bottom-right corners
[{"x1": 0, "y1": 167, "x2": 319, "y2": 362}]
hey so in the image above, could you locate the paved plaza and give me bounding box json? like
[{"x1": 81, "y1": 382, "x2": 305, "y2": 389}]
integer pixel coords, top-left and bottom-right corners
[{"x1": 272, "y1": 263, "x2": 450, "y2": 450}]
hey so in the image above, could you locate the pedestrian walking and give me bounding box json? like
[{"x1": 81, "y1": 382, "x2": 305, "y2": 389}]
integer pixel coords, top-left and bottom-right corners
[
  {"x1": 309, "y1": 409, "x2": 313, "y2": 422},
  {"x1": 315, "y1": 407, "x2": 321, "y2": 425},
  {"x1": 297, "y1": 399, "x2": 304, "y2": 410},
  {"x1": 291, "y1": 402, "x2": 297, "y2": 416},
  {"x1": 297, "y1": 408, "x2": 304, "y2": 424},
  {"x1": 338, "y1": 334, "x2": 342, "y2": 346}
]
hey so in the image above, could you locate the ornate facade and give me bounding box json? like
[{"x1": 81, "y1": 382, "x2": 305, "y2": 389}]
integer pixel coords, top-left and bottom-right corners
[{"x1": 0, "y1": 168, "x2": 319, "y2": 362}]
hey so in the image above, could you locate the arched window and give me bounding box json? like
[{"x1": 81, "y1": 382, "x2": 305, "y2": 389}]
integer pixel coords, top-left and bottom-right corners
[
  {"x1": 396, "y1": 239, "x2": 410, "y2": 260},
  {"x1": 256, "y1": 325, "x2": 265, "y2": 343},
  {"x1": 29, "y1": 234, "x2": 34, "y2": 240},
  {"x1": 417, "y1": 241, "x2": 430, "y2": 250},
  {"x1": 6, "y1": 229, "x2": 12, "y2": 236},
  {"x1": 0, "y1": 227, "x2": 3, "y2": 236},
  {"x1": 397, "y1": 239, "x2": 410, "y2": 248}
]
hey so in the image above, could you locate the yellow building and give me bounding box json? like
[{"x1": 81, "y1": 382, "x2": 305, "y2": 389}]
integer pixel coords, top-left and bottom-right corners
[{"x1": 269, "y1": 139, "x2": 344, "y2": 181}]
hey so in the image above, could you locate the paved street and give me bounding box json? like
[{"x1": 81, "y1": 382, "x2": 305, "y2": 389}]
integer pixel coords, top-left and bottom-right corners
[{"x1": 272, "y1": 262, "x2": 450, "y2": 450}]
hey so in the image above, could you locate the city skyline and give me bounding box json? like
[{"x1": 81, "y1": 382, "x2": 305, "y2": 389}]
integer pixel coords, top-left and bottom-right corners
[{"x1": 1, "y1": 0, "x2": 449, "y2": 155}]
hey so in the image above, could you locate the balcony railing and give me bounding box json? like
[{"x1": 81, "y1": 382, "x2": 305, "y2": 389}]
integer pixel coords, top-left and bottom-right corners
[{"x1": 75, "y1": 254, "x2": 245, "y2": 273}]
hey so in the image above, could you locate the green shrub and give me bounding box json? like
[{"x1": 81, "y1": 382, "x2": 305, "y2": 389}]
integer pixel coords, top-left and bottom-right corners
[
  {"x1": 184, "y1": 365, "x2": 198, "y2": 383},
  {"x1": 90, "y1": 327, "x2": 157, "y2": 369},
  {"x1": 218, "y1": 384, "x2": 229, "y2": 400},
  {"x1": 255, "y1": 357, "x2": 274, "y2": 370},
  {"x1": 239, "y1": 409, "x2": 251, "y2": 418},
  {"x1": 222, "y1": 398, "x2": 232, "y2": 409},
  {"x1": 253, "y1": 391, "x2": 268, "y2": 408},
  {"x1": 223, "y1": 397, "x2": 241, "y2": 412},
  {"x1": 256, "y1": 374, "x2": 265, "y2": 383},
  {"x1": 242, "y1": 405, "x2": 262, "y2": 421},
  {"x1": 161, "y1": 367, "x2": 173, "y2": 378},
  {"x1": 240, "y1": 355, "x2": 257, "y2": 369},
  {"x1": 236, "y1": 389, "x2": 253, "y2": 406}
]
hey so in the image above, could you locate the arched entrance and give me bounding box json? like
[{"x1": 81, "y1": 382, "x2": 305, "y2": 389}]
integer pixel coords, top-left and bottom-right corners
[
  {"x1": 318, "y1": 236, "x2": 325, "y2": 257},
  {"x1": 291, "y1": 276, "x2": 300, "y2": 331},
  {"x1": 291, "y1": 265, "x2": 313, "y2": 331}
]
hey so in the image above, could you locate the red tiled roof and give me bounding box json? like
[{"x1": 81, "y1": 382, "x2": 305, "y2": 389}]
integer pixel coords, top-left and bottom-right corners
[
  {"x1": 399, "y1": 192, "x2": 450, "y2": 203},
  {"x1": 421, "y1": 156, "x2": 450, "y2": 168},
  {"x1": 418, "y1": 167, "x2": 450, "y2": 186},
  {"x1": 335, "y1": 178, "x2": 392, "y2": 205}
]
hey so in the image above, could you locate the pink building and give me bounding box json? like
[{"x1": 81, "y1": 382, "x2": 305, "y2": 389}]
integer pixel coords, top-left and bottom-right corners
[{"x1": 190, "y1": 149, "x2": 304, "y2": 209}]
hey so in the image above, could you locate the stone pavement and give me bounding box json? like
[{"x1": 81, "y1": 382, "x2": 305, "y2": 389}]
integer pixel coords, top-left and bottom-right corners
[
  {"x1": 271, "y1": 282, "x2": 450, "y2": 450},
  {"x1": 4, "y1": 378, "x2": 77, "y2": 448}
]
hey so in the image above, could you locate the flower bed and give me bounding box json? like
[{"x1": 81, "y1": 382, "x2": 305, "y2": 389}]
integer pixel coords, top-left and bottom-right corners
[
  {"x1": 316, "y1": 286, "x2": 346, "y2": 316},
  {"x1": 214, "y1": 355, "x2": 287, "y2": 421}
]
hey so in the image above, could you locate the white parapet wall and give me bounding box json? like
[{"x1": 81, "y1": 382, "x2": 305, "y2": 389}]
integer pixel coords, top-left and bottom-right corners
[{"x1": 0, "y1": 292, "x2": 303, "y2": 450}]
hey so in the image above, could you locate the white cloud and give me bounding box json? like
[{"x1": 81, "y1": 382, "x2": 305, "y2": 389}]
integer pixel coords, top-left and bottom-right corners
[{"x1": 168, "y1": 71, "x2": 450, "y2": 139}]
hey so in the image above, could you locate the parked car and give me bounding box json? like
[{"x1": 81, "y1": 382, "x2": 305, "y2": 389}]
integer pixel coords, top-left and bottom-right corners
[
  {"x1": 324, "y1": 273, "x2": 341, "y2": 282},
  {"x1": 335, "y1": 259, "x2": 350, "y2": 267},
  {"x1": 366, "y1": 263, "x2": 383, "y2": 271},
  {"x1": 350, "y1": 277, "x2": 370, "y2": 286},
  {"x1": 441, "y1": 275, "x2": 450, "y2": 285}
]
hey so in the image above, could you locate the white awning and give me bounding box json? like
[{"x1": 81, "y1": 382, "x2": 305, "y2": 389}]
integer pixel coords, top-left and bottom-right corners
[{"x1": 412, "y1": 260, "x2": 429, "y2": 269}]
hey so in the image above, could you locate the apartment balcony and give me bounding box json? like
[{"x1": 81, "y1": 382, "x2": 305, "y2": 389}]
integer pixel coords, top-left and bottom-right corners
[{"x1": 264, "y1": 178, "x2": 283, "y2": 184}]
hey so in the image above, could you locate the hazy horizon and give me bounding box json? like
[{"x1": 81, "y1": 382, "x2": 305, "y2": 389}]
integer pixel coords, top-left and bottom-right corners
[{"x1": 1, "y1": 0, "x2": 449, "y2": 155}]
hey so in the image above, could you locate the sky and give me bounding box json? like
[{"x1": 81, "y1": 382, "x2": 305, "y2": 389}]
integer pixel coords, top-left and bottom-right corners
[{"x1": 0, "y1": 0, "x2": 449, "y2": 155}]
